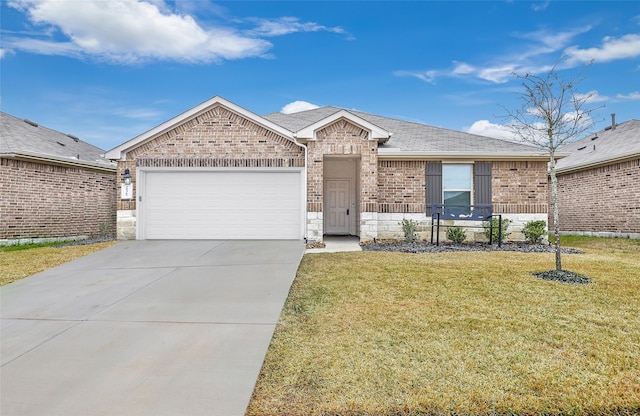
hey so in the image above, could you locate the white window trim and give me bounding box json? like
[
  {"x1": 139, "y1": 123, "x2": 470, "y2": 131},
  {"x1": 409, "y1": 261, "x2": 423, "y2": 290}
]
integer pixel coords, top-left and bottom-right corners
[{"x1": 442, "y1": 163, "x2": 474, "y2": 205}]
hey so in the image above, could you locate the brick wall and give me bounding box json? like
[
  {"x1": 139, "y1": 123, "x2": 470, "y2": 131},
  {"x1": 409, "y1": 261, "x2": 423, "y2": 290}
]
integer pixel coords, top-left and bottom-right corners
[
  {"x1": 307, "y1": 119, "x2": 378, "y2": 212},
  {"x1": 0, "y1": 158, "x2": 117, "y2": 240},
  {"x1": 118, "y1": 104, "x2": 305, "y2": 211},
  {"x1": 492, "y1": 161, "x2": 548, "y2": 214},
  {"x1": 377, "y1": 160, "x2": 425, "y2": 213},
  {"x1": 376, "y1": 160, "x2": 548, "y2": 214},
  {"x1": 556, "y1": 158, "x2": 640, "y2": 234}
]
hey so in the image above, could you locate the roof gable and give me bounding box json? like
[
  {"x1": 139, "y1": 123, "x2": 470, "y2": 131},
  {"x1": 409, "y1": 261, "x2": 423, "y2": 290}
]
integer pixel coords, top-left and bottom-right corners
[
  {"x1": 294, "y1": 109, "x2": 391, "y2": 142},
  {"x1": 105, "y1": 96, "x2": 296, "y2": 160}
]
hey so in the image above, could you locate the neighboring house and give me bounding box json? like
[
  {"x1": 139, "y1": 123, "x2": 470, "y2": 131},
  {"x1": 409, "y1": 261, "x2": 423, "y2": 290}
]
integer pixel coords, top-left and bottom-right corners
[
  {"x1": 105, "y1": 96, "x2": 550, "y2": 242},
  {"x1": 0, "y1": 112, "x2": 117, "y2": 243},
  {"x1": 555, "y1": 116, "x2": 640, "y2": 238}
]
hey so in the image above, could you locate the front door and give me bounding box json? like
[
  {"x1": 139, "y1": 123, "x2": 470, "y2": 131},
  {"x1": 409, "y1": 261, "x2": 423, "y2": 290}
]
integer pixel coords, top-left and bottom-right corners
[{"x1": 325, "y1": 180, "x2": 350, "y2": 235}]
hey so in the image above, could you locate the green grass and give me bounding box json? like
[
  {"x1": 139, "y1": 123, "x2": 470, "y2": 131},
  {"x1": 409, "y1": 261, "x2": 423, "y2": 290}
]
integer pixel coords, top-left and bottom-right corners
[
  {"x1": 248, "y1": 237, "x2": 640, "y2": 415},
  {"x1": 0, "y1": 241, "x2": 116, "y2": 286},
  {"x1": 0, "y1": 240, "x2": 77, "y2": 252}
]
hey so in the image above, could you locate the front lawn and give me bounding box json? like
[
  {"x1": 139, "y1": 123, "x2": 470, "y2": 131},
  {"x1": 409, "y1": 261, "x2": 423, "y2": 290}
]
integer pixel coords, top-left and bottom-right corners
[
  {"x1": 248, "y1": 237, "x2": 640, "y2": 415},
  {"x1": 0, "y1": 241, "x2": 116, "y2": 286}
]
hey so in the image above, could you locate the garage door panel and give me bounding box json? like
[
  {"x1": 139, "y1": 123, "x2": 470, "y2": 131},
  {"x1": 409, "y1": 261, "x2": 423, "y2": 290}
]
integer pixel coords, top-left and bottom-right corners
[{"x1": 142, "y1": 171, "x2": 302, "y2": 240}]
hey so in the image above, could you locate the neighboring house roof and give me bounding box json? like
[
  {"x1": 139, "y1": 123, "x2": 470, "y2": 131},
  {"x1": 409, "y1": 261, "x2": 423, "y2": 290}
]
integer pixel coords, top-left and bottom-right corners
[
  {"x1": 263, "y1": 106, "x2": 551, "y2": 160},
  {"x1": 0, "y1": 112, "x2": 115, "y2": 171},
  {"x1": 556, "y1": 119, "x2": 640, "y2": 174}
]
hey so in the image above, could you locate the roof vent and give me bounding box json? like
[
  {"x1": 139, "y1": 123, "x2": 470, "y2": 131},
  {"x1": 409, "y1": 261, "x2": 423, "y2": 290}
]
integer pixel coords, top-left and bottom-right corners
[
  {"x1": 577, "y1": 145, "x2": 587, "y2": 151},
  {"x1": 67, "y1": 134, "x2": 80, "y2": 142},
  {"x1": 23, "y1": 119, "x2": 38, "y2": 127},
  {"x1": 56, "y1": 141, "x2": 66, "y2": 147},
  {"x1": 611, "y1": 113, "x2": 616, "y2": 130},
  {"x1": 591, "y1": 134, "x2": 598, "y2": 140}
]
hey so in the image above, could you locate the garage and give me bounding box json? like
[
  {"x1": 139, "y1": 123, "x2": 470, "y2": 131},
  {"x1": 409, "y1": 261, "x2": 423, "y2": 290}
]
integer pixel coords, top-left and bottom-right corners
[{"x1": 139, "y1": 169, "x2": 303, "y2": 240}]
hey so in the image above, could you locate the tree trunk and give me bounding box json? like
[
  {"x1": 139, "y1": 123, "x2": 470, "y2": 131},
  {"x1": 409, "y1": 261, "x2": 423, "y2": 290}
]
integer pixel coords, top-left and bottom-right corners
[{"x1": 549, "y1": 154, "x2": 562, "y2": 271}]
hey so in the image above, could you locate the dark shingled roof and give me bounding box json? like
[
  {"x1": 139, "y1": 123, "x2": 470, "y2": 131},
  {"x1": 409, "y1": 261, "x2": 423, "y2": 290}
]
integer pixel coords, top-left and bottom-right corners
[
  {"x1": 263, "y1": 106, "x2": 540, "y2": 154},
  {"x1": 556, "y1": 119, "x2": 640, "y2": 173},
  {"x1": 0, "y1": 112, "x2": 115, "y2": 170}
]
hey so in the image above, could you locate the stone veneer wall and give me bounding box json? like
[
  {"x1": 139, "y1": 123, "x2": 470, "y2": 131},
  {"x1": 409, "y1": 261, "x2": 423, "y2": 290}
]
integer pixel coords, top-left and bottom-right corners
[
  {"x1": 116, "y1": 105, "x2": 305, "y2": 239},
  {"x1": 555, "y1": 158, "x2": 640, "y2": 237},
  {"x1": 1, "y1": 158, "x2": 116, "y2": 241}
]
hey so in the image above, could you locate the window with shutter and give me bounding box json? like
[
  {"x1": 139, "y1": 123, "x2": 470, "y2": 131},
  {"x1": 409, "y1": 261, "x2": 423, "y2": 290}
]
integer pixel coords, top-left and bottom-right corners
[
  {"x1": 426, "y1": 161, "x2": 492, "y2": 216},
  {"x1": 425, "y1": 162, "x2": 442, "y2": 216},
  {"x1": 474, "y1": 162, "x2": 492, "y2": 206}
]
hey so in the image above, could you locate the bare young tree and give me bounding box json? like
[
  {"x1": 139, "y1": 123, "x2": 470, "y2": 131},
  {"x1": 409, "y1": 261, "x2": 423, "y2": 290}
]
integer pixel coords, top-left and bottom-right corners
[{"x1": 501, "y1": 61, "x2": 599, "y2": 271}]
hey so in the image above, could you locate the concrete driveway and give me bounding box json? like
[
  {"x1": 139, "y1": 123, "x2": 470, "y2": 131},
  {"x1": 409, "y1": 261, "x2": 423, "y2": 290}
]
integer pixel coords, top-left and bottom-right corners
[{"x1": 1, "y1": 240, "x2": 305, "y2": 416}]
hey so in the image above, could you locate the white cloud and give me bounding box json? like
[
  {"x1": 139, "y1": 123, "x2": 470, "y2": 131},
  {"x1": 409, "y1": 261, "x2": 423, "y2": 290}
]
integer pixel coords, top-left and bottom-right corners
[
  {"x1": 465, "y1": 120, "x2": 518, "y2": 141},
  {"x1": 564, "y1": 34, "x2": 640, "y2": 65},
  {"x1": 531, "y1": 2, "x2": 551, "y2": 12},
  {"x1": 247, "y1": 17, "x2": 348, "y2": 38},
  {"x1": 281, "y1": 101, "x2": 320, "y2": 114},
  {"x1": 452, "y1": 62, "x2": 475, "y2": 75},
  {"x1": 616, "y1": 91, "x2": 640, "y2": 100},
  {"x1": 394, "y1": 69, "x2": 438, "y2": 84},
  {"x1": 4, "y1": 0, "x2": 276, "y2": 63},
  {"x1": 394, "y1": 25, "x2": 613, "y2": 84}
]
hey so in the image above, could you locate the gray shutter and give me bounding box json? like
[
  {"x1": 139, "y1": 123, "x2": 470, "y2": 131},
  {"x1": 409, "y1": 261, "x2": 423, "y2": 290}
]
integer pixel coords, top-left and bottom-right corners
[
  {"x1": 474, "y1": 162, "x2": 492, "y2": 206},
  {"x1": 425, "y1": 162, "x2": 442, "y2": 216}
]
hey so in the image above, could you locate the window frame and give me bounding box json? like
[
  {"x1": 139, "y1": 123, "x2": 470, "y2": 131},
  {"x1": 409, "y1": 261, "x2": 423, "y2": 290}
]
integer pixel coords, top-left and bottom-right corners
[{"x1": 442, "y1": 163, "x2": 474, "y2": 207}]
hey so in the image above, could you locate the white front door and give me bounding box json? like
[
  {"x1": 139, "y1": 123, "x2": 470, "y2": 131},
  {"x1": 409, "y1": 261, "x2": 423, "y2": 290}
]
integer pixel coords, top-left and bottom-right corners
[{"x1": 325, "y1": 180, "x2": 350, "y2": 235}]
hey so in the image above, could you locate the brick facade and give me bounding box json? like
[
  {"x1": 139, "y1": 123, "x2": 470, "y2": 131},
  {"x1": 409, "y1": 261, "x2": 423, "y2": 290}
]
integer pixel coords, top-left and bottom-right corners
[
  {"x1": 376, "y1": 160, "x2": 548, "y2": 215},
  {"x1": 556, "y1": 158, "x2": 640, "y2": 235},
  {"x1": 492, "y1": 161, "x2": 548, "y2": 214},
  {"x1": 110, "y1": 99, "x2": 551, "y2": 242},
  {"x1": 306, "y1": 119, "x2": 378, "y2": 213},
  {"x1": 0, "y1": 158, "x2": 116, "y2": 240},
  {"x1": 118, "y1": 104, "x2": 305, "y2": 211},
  {"x1": 377, "y1": 160, "x2": 426, "y2": 213}
]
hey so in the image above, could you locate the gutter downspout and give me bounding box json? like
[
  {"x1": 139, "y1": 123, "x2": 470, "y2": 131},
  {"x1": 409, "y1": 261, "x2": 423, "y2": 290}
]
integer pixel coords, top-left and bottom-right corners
[{"x1": 291, "y1": 134, "x2": 308, "y2": 243}]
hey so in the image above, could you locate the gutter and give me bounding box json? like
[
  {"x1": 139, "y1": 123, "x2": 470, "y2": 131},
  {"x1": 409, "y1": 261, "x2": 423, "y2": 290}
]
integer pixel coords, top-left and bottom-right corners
[
  {"x1": 556, "y1": 152, "x2": 640, "y2": 174},
  {"x1": 377, "y1": 150, "x2": 568, "y2": 161},
  {"x1": 1, "y1": 151, "x2": 117, "y2": 173}
]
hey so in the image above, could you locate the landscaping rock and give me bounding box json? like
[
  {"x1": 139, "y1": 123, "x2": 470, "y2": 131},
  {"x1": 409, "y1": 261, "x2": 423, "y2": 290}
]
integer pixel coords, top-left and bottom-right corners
[
  {"x1": 361, "y1": 241, "x2": 584, "y2": 254},
  {"x1": 532, "y1": 270, "x2": 592, "y2": 285}
]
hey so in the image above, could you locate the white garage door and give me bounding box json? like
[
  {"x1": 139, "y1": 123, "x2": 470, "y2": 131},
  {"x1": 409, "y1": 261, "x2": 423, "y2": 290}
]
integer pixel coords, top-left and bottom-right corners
[{"x1": 140, "y1": 170, "x2": 303, "y2": 239}]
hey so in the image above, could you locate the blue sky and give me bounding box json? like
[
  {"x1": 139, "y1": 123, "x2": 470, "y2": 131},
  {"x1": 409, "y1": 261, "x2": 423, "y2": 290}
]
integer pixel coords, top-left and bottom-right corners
[{"x1": 1, "y1": 0, "x2": 639, "y2": 151}]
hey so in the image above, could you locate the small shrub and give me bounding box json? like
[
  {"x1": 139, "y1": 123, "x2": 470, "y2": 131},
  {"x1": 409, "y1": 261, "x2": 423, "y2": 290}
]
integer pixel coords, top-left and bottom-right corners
[
  {"x1": 483, "y1": 217, "x2": 512, "y2": 243},
  {"x1": 399, "y1": 219, "x2": 418, "y2": 242},
  {"x1": 98, "y1": 222, "x2": 111, "y2": 238},
  {"x1": 446, "y1": 226, "x2": 466, "y2": 244},
  {"x1": 523, "y1": 220, "x2": 547, "y2": 244}
]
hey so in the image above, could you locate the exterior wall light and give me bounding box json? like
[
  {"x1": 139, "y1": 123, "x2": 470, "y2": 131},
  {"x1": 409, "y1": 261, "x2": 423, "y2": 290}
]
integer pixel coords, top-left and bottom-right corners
[{"x1": 123, "y1": 168, "x2": 132, "y2": 185}]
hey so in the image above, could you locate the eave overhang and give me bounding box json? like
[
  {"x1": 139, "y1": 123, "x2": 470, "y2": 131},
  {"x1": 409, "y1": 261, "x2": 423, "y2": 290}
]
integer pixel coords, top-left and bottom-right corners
[
  {"x1": 377, "y1": 149, "x2": 565, "y2": 161},
  {"x1": 1, "y1": 151, "x2": 116, "y2": 172},
  {"x1": 556, "y1": 151, "x2": 640, "y2": 174}
]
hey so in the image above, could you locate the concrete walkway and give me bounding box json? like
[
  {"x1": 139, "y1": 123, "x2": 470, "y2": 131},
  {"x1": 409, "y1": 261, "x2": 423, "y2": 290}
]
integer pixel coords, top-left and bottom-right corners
[
  {"x1": 0, "y1": 240, "x2": 305, "y2": 416},
  {"x1": 305, "y1": 235, "x2": 362, "y2": 253}
]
